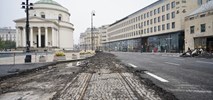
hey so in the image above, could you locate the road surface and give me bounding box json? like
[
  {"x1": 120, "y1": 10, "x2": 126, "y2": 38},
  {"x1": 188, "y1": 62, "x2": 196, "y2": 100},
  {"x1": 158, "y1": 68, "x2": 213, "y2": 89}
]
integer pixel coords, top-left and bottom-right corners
[{"x1": 111, "y1": 52, "x2": 213, "y2": 100}]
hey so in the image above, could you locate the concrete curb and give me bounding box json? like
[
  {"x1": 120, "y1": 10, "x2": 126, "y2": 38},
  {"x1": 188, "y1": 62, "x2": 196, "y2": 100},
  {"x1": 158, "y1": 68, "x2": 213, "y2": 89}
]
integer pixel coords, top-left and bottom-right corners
[{"x1": 0, "y1": 56, "x2": 93, "y2": 82}]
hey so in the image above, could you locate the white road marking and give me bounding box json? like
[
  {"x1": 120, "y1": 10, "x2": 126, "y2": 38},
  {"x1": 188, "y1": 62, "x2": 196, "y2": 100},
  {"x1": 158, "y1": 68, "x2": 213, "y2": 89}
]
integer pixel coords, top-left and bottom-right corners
[
  {"x1": 174, "y1": 58, "x2": 184, "y2": 61},
  {"x1": 165, "y1": 62, "x2": 180, "y2": 66},
  {"x1": 128, "y1": 63, "x2": 169, "y2": 82},
  {"x1": 128, "y1": 63, "x2": 138, "y2": 68},
  {"x1": 170, "y1": 89, "x2": 212, "y2": 93},
  {"x1": 144, "y1": 71, "x2": 169, "y2": 83},
  {"x1": 196, "y1": 61, "x2": 213, "y2": 65}
]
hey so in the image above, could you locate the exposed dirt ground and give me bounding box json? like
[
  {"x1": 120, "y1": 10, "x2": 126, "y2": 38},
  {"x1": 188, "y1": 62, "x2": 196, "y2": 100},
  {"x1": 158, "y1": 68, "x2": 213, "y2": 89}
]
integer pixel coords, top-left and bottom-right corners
[{"x1": 0, "y1": 53, "x2": 177, "y2": 100}]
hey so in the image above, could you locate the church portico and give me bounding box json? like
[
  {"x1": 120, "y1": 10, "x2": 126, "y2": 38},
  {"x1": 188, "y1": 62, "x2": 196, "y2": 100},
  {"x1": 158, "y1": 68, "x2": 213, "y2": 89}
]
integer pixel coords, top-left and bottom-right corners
[
  {"x1": 14, "y1": 0, "x2": 74, "y2": 50},
  {"x1": 16, "y1": 26, "x2": 59, "y2": 48}
]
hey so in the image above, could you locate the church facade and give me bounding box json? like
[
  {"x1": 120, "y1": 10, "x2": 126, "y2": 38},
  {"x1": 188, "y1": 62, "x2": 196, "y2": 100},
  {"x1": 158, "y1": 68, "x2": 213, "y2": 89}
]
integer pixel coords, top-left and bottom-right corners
[{"x1": 14, "y1": 0, "x2": 74, "y2": 50}]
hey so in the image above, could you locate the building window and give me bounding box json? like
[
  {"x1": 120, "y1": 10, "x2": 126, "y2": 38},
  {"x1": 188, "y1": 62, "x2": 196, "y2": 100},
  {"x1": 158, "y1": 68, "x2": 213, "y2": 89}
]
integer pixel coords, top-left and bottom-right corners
[
  {"x1": 167, "y1": 13, "x2": 170, "y2": 20},
  {"x1": 162, "y1": 24, "x2": 165, "y2": 30},
  {"x1": 190, "y1": 17, "x2": 194, "y2": 20},
  {"x1": 141, "y1": 15, "x2": 143, "y2": 20},
  {"x1": 162, "y1": 15, "x2": 165, "y2": 21},
  {"x1": 141, "y1": 22, "x2": 143, "y2": 28},
  {"x1": 172, "y1": 22, "x2": 175, "y2": 29},
  {"x1": 166, "y1": 3, "x2": 170, "y2": 10},
  {"x1": 171, "y1": 1, "x2": 175, "y2": 8},
  {"x1": 154, "y1": 18, "x2": 156, "y2": 23},
  {"x1": 154, "y1": 9, "x2": 157, "y2": 15},
  {"x1": 201, "y1": 24, "x2": 206, "y2": 32},
  {"x1": 158, "y1": 7, "x2": 160, "y2": 13},
  {"x1": 198, "y1": 0, "x2": 203, "y2": 5},
  {"x1": 167, "y1": 23, "x2": 170, "y2": 30},
  {"x1": 158, "y1": 25, "x2": 161, "y2": 31},
  {"x1": 162, "y1": 6, "x2": 165, "y2": 12},
  {"x1": 147, "y1": 28, "x2": 149, "y2": 33},
  {"x1": 176, "y1": 1, "x2": 180, "y2": 5},
  {"x1": 182, "y1": 0, "x2": 186, "y2": 3},
  {"x1": 150, "y1": 11, "x2": 153, "y2": 16},
  {"x1": 190, "y1": 26, "x2": 195, "y2": 34},
  {"x1": 158, "y1": 16, "x2": 161, "y2": 22},
  {"x1": 144, "y1": 29, "x2": 146, "y2": 34},
  {"x1": 200, "y1": 14, "x2": 205, "y2": 17},
  {"x1": 144, "y1": 14, "x2": 146, "y2": 19},
  {"x1": 58, "y1": 14, "x2": 62, "y2": 21},
  {"x1": 172, "y1": 12, "x2": 175, "y2": 18},
  {"x1": 151, "y1": 27, "x2": 153, "y2": 33},
  {"x1": 150, "y1": 19, "x2": 153, "y2": 24},
  {"x1": 144, "y1": 21, "x2": 146, "y2": 26},
  {"x1": 147, "y1": 20, "x2": 149, "y2": 25},
  {"x1": 41, "y1": 12, "x2": 45, "y2": 18},
  {"x1": 154, "y1": 26, "x2": 156, "y2": 32},
  {"x1": 147, "y1": 12, "x2": 149, "y2": 18}
]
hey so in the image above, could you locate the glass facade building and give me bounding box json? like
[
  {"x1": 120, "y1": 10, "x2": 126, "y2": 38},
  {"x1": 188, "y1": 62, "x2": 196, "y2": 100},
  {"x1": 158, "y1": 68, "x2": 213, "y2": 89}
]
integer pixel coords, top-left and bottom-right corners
[{"x1": 105, "y1": 32, "x2": 184, "y2": 53}]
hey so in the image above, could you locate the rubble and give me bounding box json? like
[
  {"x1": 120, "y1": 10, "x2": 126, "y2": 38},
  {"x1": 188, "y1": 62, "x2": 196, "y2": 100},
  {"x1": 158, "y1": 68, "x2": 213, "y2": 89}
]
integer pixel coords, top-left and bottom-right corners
[{"x1": 0, "y1": 53, "x2": 177, "y2": 100}]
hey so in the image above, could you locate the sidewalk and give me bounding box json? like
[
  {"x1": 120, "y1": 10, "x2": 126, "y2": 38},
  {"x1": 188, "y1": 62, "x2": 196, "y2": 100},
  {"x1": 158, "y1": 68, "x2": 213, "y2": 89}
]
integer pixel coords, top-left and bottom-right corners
[{"x1": 0, "y1": 52, "x2": 92, "y2": 78}]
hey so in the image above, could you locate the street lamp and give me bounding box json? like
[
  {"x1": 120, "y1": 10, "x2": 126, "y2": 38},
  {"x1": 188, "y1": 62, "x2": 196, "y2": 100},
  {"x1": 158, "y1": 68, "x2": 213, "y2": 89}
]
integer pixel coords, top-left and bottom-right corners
[
  {"x1": 91, "y1": 11, "x2": 95, "y2": 51},
  {"x1": 22, "y1": 0, "x2": 33, "y2": 62}
]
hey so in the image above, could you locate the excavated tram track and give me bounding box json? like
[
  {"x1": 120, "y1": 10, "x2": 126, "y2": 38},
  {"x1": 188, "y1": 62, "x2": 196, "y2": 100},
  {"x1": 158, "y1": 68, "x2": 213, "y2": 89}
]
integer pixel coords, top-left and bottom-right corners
[{"x1": 0, "y1": 53, "x2": 177, "y2": 100}]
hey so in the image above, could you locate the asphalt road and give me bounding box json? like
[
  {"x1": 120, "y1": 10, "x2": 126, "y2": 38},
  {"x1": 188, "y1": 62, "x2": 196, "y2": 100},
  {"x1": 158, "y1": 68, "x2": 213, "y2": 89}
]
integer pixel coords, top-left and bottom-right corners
[{"x1": 111, "y1": 52, "x2": 213, "y2": 100}]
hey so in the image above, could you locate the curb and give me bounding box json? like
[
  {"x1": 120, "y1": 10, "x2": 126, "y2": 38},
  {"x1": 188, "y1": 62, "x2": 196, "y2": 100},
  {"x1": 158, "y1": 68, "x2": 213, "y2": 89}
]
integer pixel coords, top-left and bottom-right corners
[{"x1": 0, "y1": 57, "x2": 92, "y2": 82}]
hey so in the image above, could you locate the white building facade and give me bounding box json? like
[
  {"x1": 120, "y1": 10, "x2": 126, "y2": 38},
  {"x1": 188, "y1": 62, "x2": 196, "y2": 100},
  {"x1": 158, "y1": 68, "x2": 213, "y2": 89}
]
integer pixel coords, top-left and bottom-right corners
[
  {"x1": 106, "y1": 0, "x2": 210, "y2": 52},
  {"x1": 0, "y1": 27, "x2": 16, "y2": 41},
  {"x1": 14, "y1": 0, "x2": 74, "y2": 50}
]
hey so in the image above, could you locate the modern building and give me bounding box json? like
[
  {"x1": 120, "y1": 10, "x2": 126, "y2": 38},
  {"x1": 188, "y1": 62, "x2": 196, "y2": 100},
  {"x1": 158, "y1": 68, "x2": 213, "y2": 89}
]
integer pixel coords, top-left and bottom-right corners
[
  {"x1": 14, "y1": 0, "x2": 74, "y2": 50},
  {"x1": 99, "y1": 25, "x2": 109, "y2": 51},
  {"x1": 0, "y1": 27, "x2": 16, "y2": 41},
  {"x1": 185, "y1": 0, "x2": 213, "y2": 52},
  {"x1": 106, "y1": 0, "x2": 210, "y2": 53}
]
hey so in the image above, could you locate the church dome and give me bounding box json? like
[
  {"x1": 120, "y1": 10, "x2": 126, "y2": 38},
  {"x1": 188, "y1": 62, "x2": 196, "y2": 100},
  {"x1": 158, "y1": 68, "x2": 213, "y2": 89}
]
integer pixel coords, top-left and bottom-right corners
[{"x1": 35, "y1": 0, "x2": 62, "y2": 7}]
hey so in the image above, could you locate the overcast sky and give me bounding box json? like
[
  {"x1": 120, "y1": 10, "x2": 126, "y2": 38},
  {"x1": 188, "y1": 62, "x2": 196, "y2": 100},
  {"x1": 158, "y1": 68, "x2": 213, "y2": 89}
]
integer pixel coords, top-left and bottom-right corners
[{"x1": 0, "y1": 0, "x2": 157, "y2": 44}]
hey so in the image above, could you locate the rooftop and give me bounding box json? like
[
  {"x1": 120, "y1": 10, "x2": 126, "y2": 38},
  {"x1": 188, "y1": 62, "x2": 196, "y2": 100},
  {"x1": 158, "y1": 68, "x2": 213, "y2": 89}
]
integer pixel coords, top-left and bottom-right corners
[
  {"x1": 35, "y1": 0, "x2": 62, "y2": 7},
  {"x1": 189, "y1": 0, "x2": 213, "y2": 16}
]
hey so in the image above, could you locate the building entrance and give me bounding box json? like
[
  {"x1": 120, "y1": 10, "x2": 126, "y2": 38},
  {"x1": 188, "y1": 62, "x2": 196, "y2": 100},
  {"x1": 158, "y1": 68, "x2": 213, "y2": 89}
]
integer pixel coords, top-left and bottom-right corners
[
  {"x1": 207, "y1": 37, "x2": 213, "y2": 52},
  {"x1": 36, "y1": 35, "x2": 45, "y2": 48}
]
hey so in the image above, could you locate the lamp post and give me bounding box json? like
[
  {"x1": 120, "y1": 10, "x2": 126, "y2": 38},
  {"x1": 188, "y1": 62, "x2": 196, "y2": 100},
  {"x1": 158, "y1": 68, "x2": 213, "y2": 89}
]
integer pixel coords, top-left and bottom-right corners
[
  {"x1": 22, "y1": 0, "x2": 33, "y2": 62},
  {"x1": 91, "y1": 11, "x2": 95, "y2": 51}
]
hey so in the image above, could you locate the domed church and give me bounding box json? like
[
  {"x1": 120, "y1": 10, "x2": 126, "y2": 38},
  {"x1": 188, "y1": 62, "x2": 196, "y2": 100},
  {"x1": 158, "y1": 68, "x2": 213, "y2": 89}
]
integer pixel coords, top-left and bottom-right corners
[{"x1": 14, "y1": 0, "x2": 74, "y2": 50}]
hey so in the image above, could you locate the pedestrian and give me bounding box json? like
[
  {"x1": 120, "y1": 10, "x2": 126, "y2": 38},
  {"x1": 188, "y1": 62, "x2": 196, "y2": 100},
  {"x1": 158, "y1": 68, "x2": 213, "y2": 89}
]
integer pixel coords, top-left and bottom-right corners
[
  {"x1": 187, "y1": 47, "x2": 192, "y2": 56},
  {"x1": 141, "y1": 45, "x2": 143, "y2": 53}
]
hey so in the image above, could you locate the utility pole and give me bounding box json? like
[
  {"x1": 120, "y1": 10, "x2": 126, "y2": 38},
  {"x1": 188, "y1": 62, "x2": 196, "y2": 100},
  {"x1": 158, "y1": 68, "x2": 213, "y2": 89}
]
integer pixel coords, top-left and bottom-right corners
[
  {"x1": 22, "y1": 0, "x2": 33, "y2": 62},
  {"x1": 91, "y1": 11, "x2": 95, "y2": 51}
]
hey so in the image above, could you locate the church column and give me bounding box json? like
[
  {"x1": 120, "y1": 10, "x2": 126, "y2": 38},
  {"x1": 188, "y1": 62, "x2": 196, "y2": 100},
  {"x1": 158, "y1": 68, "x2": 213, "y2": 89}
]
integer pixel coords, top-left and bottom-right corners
[
  {"x1": 30, "y1": 27, "x2": 33, "y2": 47},
  {"x1": 38, "y1": 27, "x2": 41, "y2": 47},
  {"x1": 22, "y1": 27, "x2": 26, "y2": 47},
  {"x1": 56, "y1": 29, "x2": 59, "y2": 47},
  {"x1": 15, "y1": 27, "x2": 19, "y2": 47},
  {"x1": 52, "y1": 27, "x2": 55, "y2": 47},
  {"x1": 45, "y1": 27, "x2": 48, "y2": 47}
]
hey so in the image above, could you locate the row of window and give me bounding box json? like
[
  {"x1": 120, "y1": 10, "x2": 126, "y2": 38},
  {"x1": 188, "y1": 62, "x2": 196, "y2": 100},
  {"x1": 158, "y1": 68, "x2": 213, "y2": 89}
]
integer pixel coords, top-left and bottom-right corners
[
  {"x1": 109, "y1": 12, "x2": 176, "y2": 35},
  {"x1": 198, "y1": 0, "x2": 212, "y2": 5},
  {"x1": 35, "y1": 12, "x2": 62, "y2": 21},
  {"x1": 108, "y1": 1, "x2": 178, "y2": 32},
  {"x1": 190, "y1": 24, "x2": 206, "y2": 34},
  {"x1": 110, "y1": 22, "x2": 176, "y2": 40}
]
